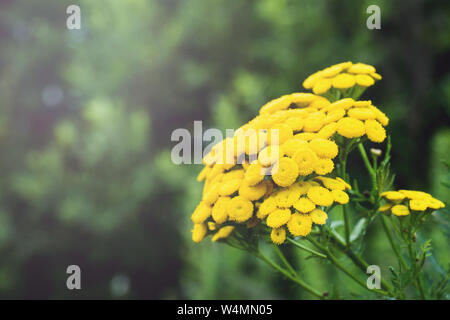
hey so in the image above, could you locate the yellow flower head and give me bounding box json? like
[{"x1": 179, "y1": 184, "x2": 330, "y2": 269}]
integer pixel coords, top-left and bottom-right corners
[
  {"x1": 303, "y1": 112, "x2": 326, "y2": 132},
  {"x1": 192, "y1": 223, "x2": 207, "y2": 243},
  {"x1": 347, "y1": 108, "x2": 376, "y2": 121},
  {"x1": 316, "y1": 177, "x2": 345, "y2": 191},
  {"x1": 313, "y1": 78, "x2": 332, "y2": 94},
  {"x1": 191, "y1": 202, "x2": 212, "y2": 224},
  {"x1": 287, "y1": 213, "x2": 312, "y2": 237},
  {"x1": 365, "y1": 119, "x2": 386, "y2": 143},
  {"x1": 292, "y1": 147, "x2": 318, "y2": 176},
  {"x1": 244, "y1": 162, "x2": 265, "y2": 186},
  {"x1": 266, "y1": 209, "x2": 292, "y2": 228},
  {"x1": 336, "y1": 117, "x2": 365, "y2": 138},
  {"x1": 331, "y1": 189, "x2": 350, "y2": 204},
  {"x1": 309, "y1": 138, "x2": 339, "y2": 159},
  {"x1": 284, "y1": 117, "x2": 305, "y2": 132},
  {"x1": 381, "y1": 191, "x2": 405, "y2": 201},
  {"x1": 293, "y1": 197, "x2": 316, "y2": 213},
  {"x1": 271, "y1": 227, "x2": 286, "y2": 245},
  {"x1": 307, "y1": 186, "x2": 334, "y2": 206},
  {"x1": 212, "y1": 226, "x2": 235, "y2": 242},
  {"x1": 314, "y1": 158, "x2": 334, "y2": 175},
  {"x1": 392, "y1": 204, "x2": 410, "y2": 216},
  {"x1": 218, "y1": 178, "x2": 242, "y2": 196},
  {"x1": 257, "y1": 197, "x2": 277, "y2": 219},
  {"x1": 310, "y1": 208, "x2": 328, "y2": 225},
  {"x1": 212, "y1": 196, "x2": 230, "y2": 224},
  {"x1": 272, "y1": 157, "x2": 299, "y2": 187},
  {"x1": 267, "y1": 123, "x2": 294, "y2": 145},
  {"x1": 409, "y1": 199, "x2": 428, "y2": 211},
  {"x1": 227, "y1": 196, "x2": 254, "y2": 222},
  {"x1": 258, "y1": 145, "x2": 283, "y2": 167},
  {"x1": 332, "y1": 73, "x2": 356, "y2": 89},
  {"x1": 239, "y1": 181, "x2": 267, "y2": 201},
  {"x1": 282, "y1": 138, "x2": 308, "y2": 157},
  {"x1": 355, "y1": 74, "x2": 375, "y2": 87}
]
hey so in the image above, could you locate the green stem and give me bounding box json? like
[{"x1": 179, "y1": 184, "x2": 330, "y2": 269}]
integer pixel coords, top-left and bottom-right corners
[
  {"x1": 287, "y1": 238, "x2": 327, "y2": 259},
  {"x1": 322, "y1": 226, "x2": 394, "y2": 295},
  {"x1": 307, "y1": 236, "x2": 389, "y2": 296},
  {"x1": 381, "y1": 215, "x2": 408, "y2": 269},
  {"x1": 407, "y1": 242, "x2": 426, "y2": 299},
  {"x1": 256, "y1": 251, "x2": 324, "y2": 299},
  {"x1": 358, "y1": 142, "x2": 378, "y2": 196},
  {"x1": 273, "y1": 244, "x2": 297, "y2": 277}
]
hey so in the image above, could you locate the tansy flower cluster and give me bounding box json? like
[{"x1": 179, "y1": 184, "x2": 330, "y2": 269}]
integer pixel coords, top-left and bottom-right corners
[
  {"x1": 379, "y1": 190, "x2": 445, "y2": 216},
  {"x1": 258, "y1": 177, "x2": 351, "y2": 244},
  {"x1": 303, "y1": 61, "x2": 382, "y2": 95}
]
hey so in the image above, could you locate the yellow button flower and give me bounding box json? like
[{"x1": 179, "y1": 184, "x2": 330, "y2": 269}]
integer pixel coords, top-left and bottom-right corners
[
  {"x1": 282, "y1": 138, "x2": 308, "y2": 157},
  {"x1": 307, "y1": 186, "x2": 334, "y2": 206},
  {"x1": 287, "y1": 213, "x2": 312, "y2": 237},
  {"x1": 212, "y1": 196, "x2": 230, "y2": 224},
  {"x1": 192, "y1": 223, "x2": 207, "y2": 243},
  {"x1": 336, "y1": 117, "x2": 365, "y2": 138},
  {"x1": 309, "y1": 138, "x2": 339, "y2": 159},
  {"x1": 212, "y1": 226, "x2": 235, "y2": 242},
  {"x1": 347, "y1": 62, "x2": 376, "y2": 74},
  {"x1": 244, "y1": 162, "x2": 265, "y2": 186},
  {"x1": 272, "y1": 157, "x2": 299, "y2": 187},
  {"x1": 267, "y1": 123, "x2": 294, "y2": 145},
  {"x1": 257, "y1": 197, "x2": 277, "y2": 219},
  {"x1": 312, "y1": 78, "x2": 332, "y2": 94},
  {"x1": 239, "y1": 181, "x2": 267, "y2": 201},
  {"x1": 227, "y1": 196, "x2": 254, "y2": 222},
  {"x1": 310, "y1": 208, "x2": 328, "y2": 225},
  {"x1": 392, "y1": 205, "x2": 410, "y2": 216},
  {"x1": 293, "y1": 197, "x2": 316, "y2": 213},
  {"x1": 332, "y1": 73, "x2": 356, "y2": 89},
  {"x1": 355, "y1": 74, "x2": 375, "y2": 87},
  {"x1": 314, "y1": 158, "x2": 334, "y2": 175},
  {"x1": 258, "y1": 145, "x2": 283, "y2": 166},
  {"x1": 271, "y1": 227, "x2": 286, "y2": 245},
  {"x1": 218, "y1": 178, "x2": 242, "y2": 196},
  {"x1": 292, "y1": 147, "x2": 318, "y2": 176},
  {"x1": 331, "y1": 189, "x2": 350, "y2": 204},
  {"x1": 365, "y1": 119, "x2": 386, "y2": 143},
  {"x1": 267, "y1": 209, "x2": 291, "y2": 228}
]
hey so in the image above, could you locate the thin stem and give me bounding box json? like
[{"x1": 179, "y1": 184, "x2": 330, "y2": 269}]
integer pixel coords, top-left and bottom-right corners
[
  {"x1": 287, "y1": 238, "x2": 327, "y2": 259},
  {"x1": 326, "y1": 226, "x2": 395, "y2": 295},
  {"x1": 381, "y1": 215, "x2": 408, "y2": 269},
  {"x1": 307, "y1": 236, "x2": 389, "y2": 296},
  {"x1": 273, "y1": 244, "x2": 297, "y2": 277},
  {"x1": 407, "y1": 242, "x2": 426, "y2": 299},
  {"x1": 342, "y1": 205, "x2": 351, "y2": 246},
  {"x1": 358, "y1": 142, "x2": 378, "y2": 196},
  {"x1": 256, "y1": 251, "x2": 324, "y2": 299}
]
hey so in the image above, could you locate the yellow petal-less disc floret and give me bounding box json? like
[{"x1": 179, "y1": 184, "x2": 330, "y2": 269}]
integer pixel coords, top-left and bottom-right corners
[
  {"x1": 292, "y1": 147, "x2": 318, "y2": 176},
  {"x1": 192, "y1": 223, "x2": 207, "y2": 243},
  {"x1": 293, "y1": 197, "x2": 316, "y2": 213},
  {"x1": 332, "y1": 73, "x2": 356, "y2": 89},
  {"x1": 257, "y1": 197, "x2": 277, "y2": 219},
  {"x1": 309, "y1": 138, "x2": 339, "y2": 159},
  {"x1": 409, "y1": 199, "x2": 428, "y2": 211},
  {"x1": 227, "y1": 196, "x2": 254, "y2": 222},
  {"x1": 391, "y1": 204, "x2": 410, "y2": 216},
  {"x1": 381, "y1": 191, "x2": 406, "y2": 201},
  {"x1": 271, "y1": 227, "x2": 286, "y2": 245},
  {"x1": 336, "y1": 117, "x2": 365, "y2": 138},
  {"x1": 239, "y1": 181, "x2": 267, "y2": 201},
  {"x1": 365, "y1": 119, "x2": 386, "y2": 143},
  {"x1": 307, "y1": 186, "x2": 334, "y2": 206},
  {"x1": 272, "y1": 157, "x2": 299, "y2": 187},
  {"x1": 267, "y1": 123, "x2": 294, "y2": 145},
  {"x1": 266, "y1": 209, "x2": 291, "y2": 228},
  {"x1": 331, "y1": 189, "x2": 350, "y2": 204},
  {"x1": 287, "y1": 213, "x2": 312, "y2": 237},
  {"x1": 355, "y1": 74, "x2": 375, "y2": 87},
  {"x1": 191, "y1": 202, "x2": 212, "y2": 224},
  {"x1": 212, "y1": 196, "x2": 230, "y2": 224},
  {"x1": 212, "y1": 226, "x2": 235, "y2": 242},
  {"x1": 258, "y1": 145, "x2": 283, "y2": 167},
  {"x1": 314, "y1": 158, "x2": 334, "y2": 175},
  {"x1": 244, "y1": 162, "x2": 265, "y2": 186},
  {"x1": 310, "y1": 208, "x2": 328, "y2": 225}
]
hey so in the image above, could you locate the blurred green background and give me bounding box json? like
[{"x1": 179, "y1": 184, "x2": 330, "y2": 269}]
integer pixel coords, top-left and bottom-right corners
[{"x1": 0, "y1": 0, "x2": 449, "y2": 299}]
